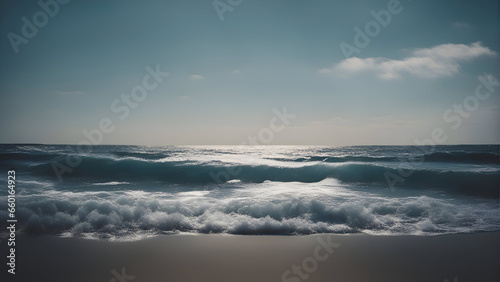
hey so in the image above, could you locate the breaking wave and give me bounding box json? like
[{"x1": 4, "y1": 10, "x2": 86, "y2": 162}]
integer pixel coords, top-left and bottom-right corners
[{"x1": 1, "y1": 187, "x2": 498, "y2": 239}]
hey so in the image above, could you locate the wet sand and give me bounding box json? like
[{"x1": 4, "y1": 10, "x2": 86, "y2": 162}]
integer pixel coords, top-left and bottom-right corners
[{"x1": 1, "y1": 232, "x2": 498, "y2": 282}]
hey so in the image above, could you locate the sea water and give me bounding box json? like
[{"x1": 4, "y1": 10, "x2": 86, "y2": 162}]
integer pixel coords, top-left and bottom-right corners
[{"x1": 0, "y1": 144, "x2": 498, "y2": 240}]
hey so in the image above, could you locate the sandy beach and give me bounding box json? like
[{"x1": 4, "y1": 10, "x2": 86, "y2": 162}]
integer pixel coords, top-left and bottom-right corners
[{"x1": 2, "y1": 231, "x2": 498, "y2": 282}]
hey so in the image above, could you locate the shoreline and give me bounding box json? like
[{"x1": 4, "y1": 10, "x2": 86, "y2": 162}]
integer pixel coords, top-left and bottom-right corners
[{"x1": 1, "y1": 231, "x2": 498, "y2": 281}]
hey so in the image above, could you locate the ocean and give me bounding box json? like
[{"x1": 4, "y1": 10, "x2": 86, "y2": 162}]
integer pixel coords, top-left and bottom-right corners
[{"x1": 0, "y1": 144, "x2": 499, "y2": 240}]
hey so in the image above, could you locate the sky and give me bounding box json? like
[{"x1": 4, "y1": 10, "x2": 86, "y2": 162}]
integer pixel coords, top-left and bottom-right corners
[{"x1": 0, "y1": 0, "x2": 498, "y2": 145}]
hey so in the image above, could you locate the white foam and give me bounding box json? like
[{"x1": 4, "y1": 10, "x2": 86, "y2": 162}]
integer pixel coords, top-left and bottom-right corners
[{"x1": 2, "y1": 180, "x2": 498, "y2": 240}]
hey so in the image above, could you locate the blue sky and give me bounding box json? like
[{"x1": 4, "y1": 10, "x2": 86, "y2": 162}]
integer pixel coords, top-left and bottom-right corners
[{"x1": 0, "y1": 0, "x2": 498, "y2": 145}]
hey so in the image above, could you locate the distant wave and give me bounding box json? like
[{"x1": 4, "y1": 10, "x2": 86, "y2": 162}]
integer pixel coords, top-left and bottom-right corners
[
  {"x1": 272, "y1": 152, "x2": 500, "y2": 164},
  {"x1": 0, "y1": 152, "x2": 61, "y2": 163},
  {"x1": 3, "y1": 147, "x2": 498, "y2": 163},
  {"x1": 422, "y1": 152, "x2": 500, "y2": 164},
  {"x1": 2, "y1": 146, "x2": 499, "y2": 199},
  {"x1": 8, "y1": 155, "x2": 494, "y2": 198}
]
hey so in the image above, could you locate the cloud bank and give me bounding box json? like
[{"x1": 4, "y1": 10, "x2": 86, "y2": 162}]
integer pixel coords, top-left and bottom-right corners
[{"x1": 320, "y1": 42, "x2": 495, "y2": 80}]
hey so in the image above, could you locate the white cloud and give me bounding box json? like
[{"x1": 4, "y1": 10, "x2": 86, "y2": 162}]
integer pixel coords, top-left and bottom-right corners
[
  {"x1": 322, "y1": 42, "x2": 495, "y2": 80},
  {"x1": 189, "y1": 74, "x2": 205, "y2": 80},
  {"x1": 451, "y1": 21, "x2": 471, "y2": 29},
  {"x1": 231, "y1": 69, "x2": 241, "y2": 75}
]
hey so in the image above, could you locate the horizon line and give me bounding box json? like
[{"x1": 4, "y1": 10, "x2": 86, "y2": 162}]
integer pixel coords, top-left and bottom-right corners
[{"x1": 1, "y1": 143, "x2": 499, "y2": 147}]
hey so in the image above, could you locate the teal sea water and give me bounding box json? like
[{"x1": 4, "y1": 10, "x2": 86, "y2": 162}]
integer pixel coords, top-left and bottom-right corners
[{"x1": 1, "y1": 144, "x2": 499, "y2": 240}]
